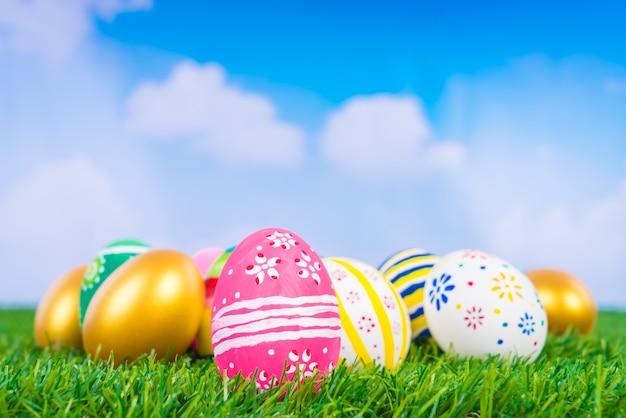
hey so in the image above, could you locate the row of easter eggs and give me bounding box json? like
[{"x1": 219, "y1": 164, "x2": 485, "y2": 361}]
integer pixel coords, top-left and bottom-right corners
[
  {"x1": 35, "y1": 229, "x2": 407, "y2": 383},
  {"x1": 34, "y1": 227, "x2": 596, "y2": 388}
]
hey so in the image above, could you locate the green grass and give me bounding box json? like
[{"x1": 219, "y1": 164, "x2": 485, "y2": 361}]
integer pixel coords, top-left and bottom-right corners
[{"x1": 1, "y1": 309, "x2": 625, "y2": 417}]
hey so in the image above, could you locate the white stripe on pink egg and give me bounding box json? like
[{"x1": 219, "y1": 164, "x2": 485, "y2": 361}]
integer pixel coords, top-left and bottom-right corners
[
  {"x1": 212, "y1": 295, "x2": 339, "y2": 320},
  {"x1": 212, "y1": 304, "x2": 340, "y2": 329},
  {"x1": 213, "y1": 329, "x2": 341, "y2": 356},
  {"x1": 212, "y1": 316, "x2": 342, "y2": 346}
]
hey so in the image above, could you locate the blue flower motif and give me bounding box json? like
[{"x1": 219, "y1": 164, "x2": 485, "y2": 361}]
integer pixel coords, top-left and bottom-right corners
[
  {"x1": 429, "y1": 273, "x2": 455, "y2": 311},
  {"x1": 518, "y1": 312, "x2": 536, "y2": 335}
]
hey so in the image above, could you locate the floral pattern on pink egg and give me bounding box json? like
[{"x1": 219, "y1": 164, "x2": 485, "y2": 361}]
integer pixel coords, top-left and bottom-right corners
[
  {"x1": 211, "y1": 228, "x2": 341, "y2": 390},
  {"x1": 323, "y1": 257, "x2": 411, "y2": 369},
  {"x1": 424, "y1": 249, "x2": 548, "y2": 363}
]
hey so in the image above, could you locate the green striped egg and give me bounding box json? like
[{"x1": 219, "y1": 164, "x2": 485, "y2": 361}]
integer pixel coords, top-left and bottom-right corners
[
  {"x1": 379, "y1": 249, "x2": 439, "y2": 341},
  {"x1": 79, "y1": 239, "x2": 150, "y2": 326}
]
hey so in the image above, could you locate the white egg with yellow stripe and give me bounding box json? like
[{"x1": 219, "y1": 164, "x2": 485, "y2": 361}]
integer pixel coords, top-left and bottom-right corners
[
  {"x1": 379, "y1": 249, "x2": 439, "y2": 341},
  {"x1": 323, "y1": 257, "x2": 411, "y2": 369}
]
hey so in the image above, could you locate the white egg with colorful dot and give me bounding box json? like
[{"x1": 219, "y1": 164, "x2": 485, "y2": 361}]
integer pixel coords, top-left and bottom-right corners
[{"x1": 423, "y1": 249, "x2": 547, "y2": 362}]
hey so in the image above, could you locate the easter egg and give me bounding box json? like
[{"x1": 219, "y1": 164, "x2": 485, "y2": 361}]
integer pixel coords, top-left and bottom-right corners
[
  {"x1": 424, "y1": 249, "x2": 547, "y2": 362},
  {"x1": 211, "y1": 228, "x2": 341, "y2": 390},
  {"x1": 191, "y1": 247, "x2": 225, "y2": 278},
  {"x1": 34, "y1": 264, "x2": 87, "y2": 350},
  {"x1": 379, "y1": 248, "x2": 439, "y2": 341},
  {"x1": 82, "y1": 249, "x2": 205, "y2": 365},
  {"x1": 80, "y1": 239, "x2": 150, "y2": 326},
  {"x1": 526, "y1": 269, "x2": 597, "y2": 335},
  {"x1": 324, "y1": 257, "x2": 411, "y2": 368},
  {"x1": 192, "y1": 246, "x2": 235, "y2": 356}
]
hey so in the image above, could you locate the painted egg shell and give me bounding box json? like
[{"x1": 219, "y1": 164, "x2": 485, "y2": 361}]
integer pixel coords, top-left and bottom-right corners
[
  {"x1": 82, "y1": 249, "x2": 205, "y2": 366},
  {"x1": 191, "y1": 247, "x2": 225, "y2": 278},
  {"x1": 526, "y1": 268, "x2": 597, "y2": 335},
  {"x1": 34, "y1": 264, "x2": 87, "y2": 350},
  {"x1": 379, "y1": 248, "x2": 439, "y2": 341},
  {"x1": 424, "y1": 249, "x2": 548, "y2": 362},
  {"x1": 80, "y1": 239, "x2": 150, "y2": 326},
  {"x1": 191, "y1": 247, "x2": 224, "y2": 355},
  {"x1": 211, "y1": 228, "x2": 341, "y2": 391},
  {"x1": 323, "y1": 257, "x2": 411, "y2": 369},
  {"x1": 193, "y1": 246, "x2": 235, "y2": 356}
]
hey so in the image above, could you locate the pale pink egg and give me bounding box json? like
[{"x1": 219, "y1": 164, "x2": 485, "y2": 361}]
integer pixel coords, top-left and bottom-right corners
[
  {"x1": 211, "y1": 228, "x2": 341, "y2": 391},
  {"x1": 191, "y1": 247, "x2": 229, "y2": 356},
  {"x1": 191, "y1": 248, "x2": 225, "y2": 279}
]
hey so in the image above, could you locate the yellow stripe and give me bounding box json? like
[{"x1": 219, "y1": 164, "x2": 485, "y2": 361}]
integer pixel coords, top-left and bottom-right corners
[
  {"x1": 411, "y1": 314, "x2": 428, "y2": 337},
  {"x1": 403, "y1": 288, "x2": 424, "y2": 310},
  {"x1": 382, "y1": 253, "x2": 437, "y2": 275},
  {"x1": 386, "y1": 256, "x2": 439, "y2": 288},
  {"x1": 381, "y1": 273, "x2": 409, "y2": 364},
  {"x1": 392, "y1": 267, "x2": 431, "y2": 289},
  {"x1": 330, "y1": 258, "x2": 395, "y2": 368},
  {"x1": 381, "y1": 252, "x2": 415, "y2": 275},
  {"x1": 379, "y1": 250, "x2": 414, "y2": 272},
  {"x1": 336, "y1": 295, "x2": 372, "y2": 365}
]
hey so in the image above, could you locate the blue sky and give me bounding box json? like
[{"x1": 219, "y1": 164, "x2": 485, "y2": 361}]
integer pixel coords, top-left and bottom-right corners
[{"x1": 1, "y1": 0, "x2": 625, "y2": 307}]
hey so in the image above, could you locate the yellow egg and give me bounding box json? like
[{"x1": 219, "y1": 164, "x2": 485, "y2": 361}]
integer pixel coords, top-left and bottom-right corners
[
  {"x1": 526, "y1": 268, "x2": 597, "y2": 335},
  {"x1": 194, "y1": 301, "x2": 215, "y2": 356},
  {"x1": 194, "y1": 246, "x2": 233, "y2": 356},
  {"x1": 82, "y1": 249, "x2": 205, "y2": 365},
  {"x1": 34, "y1": 264, "x2": 87, "y2": 350}
]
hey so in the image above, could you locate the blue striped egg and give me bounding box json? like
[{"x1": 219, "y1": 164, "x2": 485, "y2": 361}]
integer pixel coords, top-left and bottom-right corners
[{"x1": 379, "y1": 249, "x2": 439, "y2": 341}]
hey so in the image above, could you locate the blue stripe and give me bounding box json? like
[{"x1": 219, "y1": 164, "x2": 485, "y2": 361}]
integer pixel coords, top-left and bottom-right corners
[
  {"x1": 409, "y1": 306, "x2": 425, "y2": 320},
  {"x1": 400, "y1": 282, "x2": 426, "y2": 298},
  {"x1": 415, "y1": 329, "x2": 431, "y2": 340},
  {"x1": 378, "y1": 249, "x2": 432, "y2": 270},
  {"x1": 379, "y1": 251, "x2": 433, "y2": 271},
  {"x1": 407, "y1": 304, "x2": 421, "y2": 316},
  {"x1": 390, "y1": 264, "x2": 435, "y2": 284},
  {"x1": 378, "y1": 251, "x2": 409, "y2": 270}
]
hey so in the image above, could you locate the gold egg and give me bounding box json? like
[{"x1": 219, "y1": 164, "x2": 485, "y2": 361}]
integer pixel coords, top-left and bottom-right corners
[
  {"x1": 526, "y1": 268, "x2": 597, "y2": 335},
  {"x1": 34, "y1": 264, "x2": 87, "y2": 350},
  {"x1": 194, "y1": 278, "x2": 217, "y2": 356},
  {"x1": 82, "y1": 249, "x2": 205, "y2": 365},
  {"x1": 194, "y1": 247, "x2": 232, "y2": 356}
]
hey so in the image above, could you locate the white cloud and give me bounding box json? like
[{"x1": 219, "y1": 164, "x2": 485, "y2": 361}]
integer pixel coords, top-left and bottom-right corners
[
  {"x1": 486, "y1": 179, "x2": 626, "y2": 307},
  {"x1": 126, "y1": 61, "x2": 305, "y2": 165},
  {"x1": 89, "y1": 0, "x2": 152, "y2": 21},
  {"x1": 438, "y1": 55, "x2": 626, "y2": 307},
  {"x1": 0, "y1": 0, "x2": 151, "y2": 63},
  {"x1": 0, "y1": 156, "x2": 137, "y2": 305},
  {"x1": 320, "y1": 94, "x2": 464, "y2": 178}
]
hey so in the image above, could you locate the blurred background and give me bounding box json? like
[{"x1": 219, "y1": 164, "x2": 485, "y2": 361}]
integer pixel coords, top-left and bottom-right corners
[{"x1": 1, "y1": 0, "x2": 624, "y2": 308}]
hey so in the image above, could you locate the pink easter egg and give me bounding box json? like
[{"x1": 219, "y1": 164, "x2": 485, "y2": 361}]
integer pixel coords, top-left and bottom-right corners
[
  {"x1": 191, "y1": 247, "x2": 223, "y2": 354},
  {"x1": 191, "y1": 248, "x2": 225, "y2": 278},
  {"x1": 211, "y1": 228, "x2": 341, "y2": 391}
]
